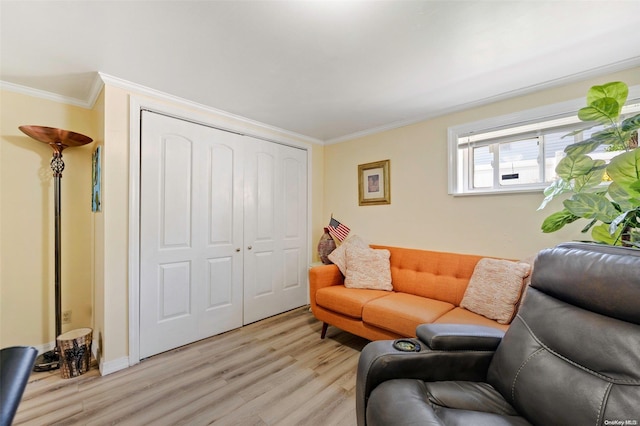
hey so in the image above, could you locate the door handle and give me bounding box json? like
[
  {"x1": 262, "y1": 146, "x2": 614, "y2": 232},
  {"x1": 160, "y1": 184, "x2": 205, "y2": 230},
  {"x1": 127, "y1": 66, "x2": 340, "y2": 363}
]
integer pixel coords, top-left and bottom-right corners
[
  {"x1": 247, "y1": 246, "x2": 252, "y2": 250},
  {"x1": 235, "y1": 248, "x2": 240, "y2": 252}
]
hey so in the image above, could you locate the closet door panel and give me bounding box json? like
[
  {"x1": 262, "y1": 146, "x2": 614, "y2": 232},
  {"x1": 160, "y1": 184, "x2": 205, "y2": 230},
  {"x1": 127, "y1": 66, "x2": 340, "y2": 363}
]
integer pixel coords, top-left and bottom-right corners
[
  {"x1": 160, "y1": 136, "x2": 192, "y2": 247},
  {"x1": 195, "y1": 137, "x2": 245, "y2": 337},
  {"x1": 243, "y1": 144, "x2": 279, "y2": 323},
  {"x1": 140, "y1": 112, "x2": 244, "y2": 358},
  {"x1": 208, "y1": 144, "x2": 235, "y2": 245},
  {"x1": 243, "y1": 141, "x2": 307, "y2": 323},
  {"x1": 206, "y1": 257, "x2": 233, "y2": 308},
  {"x1": 279, "y1": 150, "x2": 308, "y2": 312},
  {"x1": 140, "y1": 116, "x2": 198, "y2": 358},
  {"x1": 256, "y1": 152, "x2": 275, "y2": 240}
]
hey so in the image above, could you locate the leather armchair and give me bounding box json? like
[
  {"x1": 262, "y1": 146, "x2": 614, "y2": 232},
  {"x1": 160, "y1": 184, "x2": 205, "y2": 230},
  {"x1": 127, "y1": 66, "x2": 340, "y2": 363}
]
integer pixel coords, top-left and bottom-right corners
[
  {"x1": 1, "y1": 346, "x2": 37, "y2": 426},
  {"x1": 356, "y1": 242, "x2": 640, "y2": 426}
]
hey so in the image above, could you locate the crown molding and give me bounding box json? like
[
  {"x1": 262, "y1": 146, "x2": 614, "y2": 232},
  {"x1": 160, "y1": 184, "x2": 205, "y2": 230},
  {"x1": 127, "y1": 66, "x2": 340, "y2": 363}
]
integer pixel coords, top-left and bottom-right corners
[
  {"x1": 87, "y1": 73, "x2": 105, "y2": 107},
  {"x1": 324, "y1": 56, "x2": 640, "y2": 145},
  {"x1": 0, "y1": 79, "x2": 101, "y2": 109},
  {"x1": 1, "y1": 72, "x2": 323, "y2": 145},
  {"x1": 4, "y1": 57, "x2": 639, "y2": 146},
  {"x1": 98, "y1": 72, "x2": 323, "y2": 145}
]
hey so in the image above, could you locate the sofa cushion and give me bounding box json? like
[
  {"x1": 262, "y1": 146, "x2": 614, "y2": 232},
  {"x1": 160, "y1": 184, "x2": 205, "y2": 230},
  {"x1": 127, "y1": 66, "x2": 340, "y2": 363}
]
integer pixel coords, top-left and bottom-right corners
[
  {"x1": 433, "y1": 307, "x2": 509, "y2": 332},
  {"x1": 316, "y1": 285, "x2": 391, "y2": 319},
  {"x1": 344, "y1": 244, "x2": 393, "y2": 291},
  {"x1": 328, "y1": 234, "x2": 369, "y2": 275},
  {"x1": 460, "y1": 258, "x2": 531, "y2": 324},
  {"x1": 375, "y1": 245, "x2": 484, "y2": 306},
  {"x1": 362, "y1": 293, "x2": 454, "y2": 336}
]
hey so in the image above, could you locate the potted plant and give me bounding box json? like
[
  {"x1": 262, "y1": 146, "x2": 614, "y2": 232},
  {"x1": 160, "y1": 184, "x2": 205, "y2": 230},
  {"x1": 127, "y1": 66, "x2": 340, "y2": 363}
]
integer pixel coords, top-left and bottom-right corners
[{"x1": 538, "y1": 81, "x2": 640, "y2": 248}]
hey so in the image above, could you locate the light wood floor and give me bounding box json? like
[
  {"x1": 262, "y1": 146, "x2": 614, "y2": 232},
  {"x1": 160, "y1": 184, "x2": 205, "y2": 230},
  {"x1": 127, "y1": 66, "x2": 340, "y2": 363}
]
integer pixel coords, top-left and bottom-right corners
[{"x1": 15, "y1": 307, "x2": 369, "y2": 426}]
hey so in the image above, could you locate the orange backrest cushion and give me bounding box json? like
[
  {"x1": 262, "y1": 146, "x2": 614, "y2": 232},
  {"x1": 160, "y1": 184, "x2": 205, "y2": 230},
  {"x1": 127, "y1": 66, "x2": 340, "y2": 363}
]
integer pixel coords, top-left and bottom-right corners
[{"x1": 371, "y1": 245, "x2": 484, "y2": 306}]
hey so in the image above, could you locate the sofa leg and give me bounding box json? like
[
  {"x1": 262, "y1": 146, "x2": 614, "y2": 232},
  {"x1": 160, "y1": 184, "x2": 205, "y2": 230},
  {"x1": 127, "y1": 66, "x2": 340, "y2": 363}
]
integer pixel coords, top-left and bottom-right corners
[{"x1": 321, "y1": 323, "x2": 328, "y2": 339}]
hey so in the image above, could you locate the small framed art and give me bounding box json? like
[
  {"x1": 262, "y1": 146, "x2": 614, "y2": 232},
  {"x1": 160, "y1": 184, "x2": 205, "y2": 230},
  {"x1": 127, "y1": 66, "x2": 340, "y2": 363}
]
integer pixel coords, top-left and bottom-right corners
[{"x1": 358, "y1": 159, "x2": 390, "y2": 206}]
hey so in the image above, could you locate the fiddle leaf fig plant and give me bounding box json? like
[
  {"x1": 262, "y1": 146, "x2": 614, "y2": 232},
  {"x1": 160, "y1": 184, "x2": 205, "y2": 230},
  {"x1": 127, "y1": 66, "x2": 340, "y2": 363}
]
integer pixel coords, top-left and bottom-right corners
[{"x1": 538, "y1": 81, "x2": 640, "y2": 248}]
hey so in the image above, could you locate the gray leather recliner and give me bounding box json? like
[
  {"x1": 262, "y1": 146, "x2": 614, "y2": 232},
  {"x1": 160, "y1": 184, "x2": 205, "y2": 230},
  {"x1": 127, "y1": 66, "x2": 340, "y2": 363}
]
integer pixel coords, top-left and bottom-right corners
[
  {"x1": 1, "y1": 346, "x2": 37, "y2": 426},
  {"x1": 356, "y1": 242, "x2": 640, "y2": 426}
]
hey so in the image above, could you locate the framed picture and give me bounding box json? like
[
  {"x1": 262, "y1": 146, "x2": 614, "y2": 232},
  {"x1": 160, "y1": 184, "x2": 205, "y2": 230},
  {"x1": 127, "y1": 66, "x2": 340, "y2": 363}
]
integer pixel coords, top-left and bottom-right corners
[
  {"x1": 358, "y1": 159, "x2": 390, "y2": 206},
  {"x1": 92, "y1": 146, "x2": 101, "y2": 212}
]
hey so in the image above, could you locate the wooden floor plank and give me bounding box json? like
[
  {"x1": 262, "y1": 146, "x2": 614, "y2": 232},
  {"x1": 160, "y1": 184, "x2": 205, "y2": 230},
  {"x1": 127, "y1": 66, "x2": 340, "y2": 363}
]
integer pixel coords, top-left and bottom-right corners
[
  {"x1": 278, "y1": 383, "x2": 354, "y2": 426},
  {"x1": 15, "y1": 307, "x2": 369, "y2": 425}
]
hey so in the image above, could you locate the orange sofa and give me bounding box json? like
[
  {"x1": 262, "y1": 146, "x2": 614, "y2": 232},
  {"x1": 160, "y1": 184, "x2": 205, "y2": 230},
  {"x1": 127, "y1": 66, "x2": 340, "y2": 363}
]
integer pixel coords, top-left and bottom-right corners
[{"x1": 310, "y1": 245, "x2": 521, "y2": 341}]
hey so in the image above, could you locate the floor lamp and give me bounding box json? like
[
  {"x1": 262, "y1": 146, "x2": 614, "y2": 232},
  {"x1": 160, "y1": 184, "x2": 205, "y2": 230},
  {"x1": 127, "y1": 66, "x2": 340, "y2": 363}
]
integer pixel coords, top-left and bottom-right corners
[{"x1": 19, "y1": 125, "x2": 93, "y2": 372}]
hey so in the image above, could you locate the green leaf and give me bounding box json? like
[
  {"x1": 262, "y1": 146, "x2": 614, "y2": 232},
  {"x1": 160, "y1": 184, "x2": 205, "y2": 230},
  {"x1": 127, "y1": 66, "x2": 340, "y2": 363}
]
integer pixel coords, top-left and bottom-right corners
[
  {"x1": 621, "y1": 113, "x2": 640, "y2": 133},
  {"x1": 573, "y1": 161, "x2": 606, "y2": 192},
  {"x1": 591, "y1": 223, "x2": 623, "y2": 245},
  {"x1": 609, "y1": 210, "x2": 632, "y2": 235},
  {"x1": 564, "y1": 137, "x2": 605, "y2": 156},
  {"x1": 563, "y1": 124, "x2": 597, "y2": 139},
  {"x1": 541, "y1": 209, "x2": 579, "y2": 233},
  {"x1": 538, "y1": 178, "x2": 571, "y2": 210},
  {"x1": 608, "y1": 182, "x2": 637, "y2": 211},
  {"x1": 581, "y1": 218, "x2": 598, "y2": 233},
  {"x1": 586, "y1": 82, "x2": 628, "y2": 113},
  {"x1": 564, "y1": 128, "x2": 628, "y2": 156},
  {"x1": 555, "y1": 154, "x2": 595, "y2": 180},
  {"x1": 607, "y1": 149, "x2": 640, "y2": 197},
  {"x1": 594, "y1": 127, "x2": 628, "y2": 149},
  {"x1": 563, "y1": 193, "x2": 620, "y2": 223},
  {"x1": 563, "y1": 130, "x2": 581, "y2": 139},
  {"x1": 578, "y1": 98, "x2": 620, "y2": 124}
]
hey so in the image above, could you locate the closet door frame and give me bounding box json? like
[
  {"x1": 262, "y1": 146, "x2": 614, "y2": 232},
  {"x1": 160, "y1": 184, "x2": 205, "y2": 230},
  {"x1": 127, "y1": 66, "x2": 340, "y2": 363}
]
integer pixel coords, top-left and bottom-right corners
[{"x1": 127, "y1": 96, "x2": 313, "y2": 366}]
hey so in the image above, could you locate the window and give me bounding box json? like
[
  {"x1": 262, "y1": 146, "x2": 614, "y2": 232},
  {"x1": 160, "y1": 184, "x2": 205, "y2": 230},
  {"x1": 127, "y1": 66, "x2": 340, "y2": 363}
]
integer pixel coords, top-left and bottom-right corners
[{"x1": 448, "y1": 89, "x2": 640, "y2": 195}]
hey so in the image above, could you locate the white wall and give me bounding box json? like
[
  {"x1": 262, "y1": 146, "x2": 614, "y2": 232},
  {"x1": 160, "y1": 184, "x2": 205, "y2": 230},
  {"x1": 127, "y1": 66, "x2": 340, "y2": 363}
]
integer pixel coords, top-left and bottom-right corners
[
  {"x1": 323, "y1": 67, "x2": 640, "y2": 259},
  {"x1": 0, "y1": 90, "x2": 98, "y2": 349}
]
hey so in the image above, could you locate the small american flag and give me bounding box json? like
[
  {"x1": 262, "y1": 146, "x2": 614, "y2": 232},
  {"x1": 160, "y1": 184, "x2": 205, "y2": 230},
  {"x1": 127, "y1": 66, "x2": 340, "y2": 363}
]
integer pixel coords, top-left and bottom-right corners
[{"x1": 328, "y1": 217, "x2": 350, "y2": 241}]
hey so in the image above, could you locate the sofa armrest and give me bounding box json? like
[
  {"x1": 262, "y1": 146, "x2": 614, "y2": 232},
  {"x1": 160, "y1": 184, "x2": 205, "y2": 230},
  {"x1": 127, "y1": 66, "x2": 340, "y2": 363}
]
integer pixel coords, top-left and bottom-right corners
[
  {"x1": 356, "y1": 338, "x2": 497, "y2": 426},
  {"x1": 308, "y1": 264, "x2": 343, "y2": 311},
  {"x1": 416, "y1": 324, "x2": 504, "y2": 351}
]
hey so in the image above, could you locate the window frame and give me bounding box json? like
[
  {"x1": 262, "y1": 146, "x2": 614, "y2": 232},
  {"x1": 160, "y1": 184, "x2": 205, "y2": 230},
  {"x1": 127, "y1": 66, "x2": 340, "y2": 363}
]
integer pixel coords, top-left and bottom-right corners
[{"x1": 447, "y1": 85, "x2": 640, "y2": 196}]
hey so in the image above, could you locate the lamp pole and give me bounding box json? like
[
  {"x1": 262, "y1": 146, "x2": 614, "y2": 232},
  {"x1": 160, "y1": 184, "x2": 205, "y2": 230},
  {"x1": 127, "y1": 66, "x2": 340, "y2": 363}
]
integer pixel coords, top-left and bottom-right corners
[{"x1": 19, "y1": 125, "x2": 92, "y2": 371}]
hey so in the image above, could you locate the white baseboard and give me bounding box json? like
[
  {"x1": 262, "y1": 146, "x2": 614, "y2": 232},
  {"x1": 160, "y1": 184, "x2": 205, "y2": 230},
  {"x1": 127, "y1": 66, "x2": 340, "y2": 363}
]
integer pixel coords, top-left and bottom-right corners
[{"x1": 99, "y1": 356, "x2": 129, "y2": 376}]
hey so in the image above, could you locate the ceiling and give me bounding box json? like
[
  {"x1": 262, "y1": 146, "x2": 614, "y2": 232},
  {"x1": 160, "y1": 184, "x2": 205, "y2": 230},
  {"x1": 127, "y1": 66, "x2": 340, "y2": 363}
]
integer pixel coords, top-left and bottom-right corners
[{"x1": 2, "y1": 1, "x2": 640, "y2": 143}]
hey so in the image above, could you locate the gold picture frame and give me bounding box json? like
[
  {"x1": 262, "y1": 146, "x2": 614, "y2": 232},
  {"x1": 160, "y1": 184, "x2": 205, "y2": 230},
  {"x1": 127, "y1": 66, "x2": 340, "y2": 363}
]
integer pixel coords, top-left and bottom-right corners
[{"x1": 358, "y1": 160, "x2": 390, "y2": 206}]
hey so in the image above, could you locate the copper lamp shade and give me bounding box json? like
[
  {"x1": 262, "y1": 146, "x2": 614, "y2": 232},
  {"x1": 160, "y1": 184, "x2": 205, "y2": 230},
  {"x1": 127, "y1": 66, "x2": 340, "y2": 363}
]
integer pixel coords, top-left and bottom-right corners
[{"x1": 19, "y1": 125, "x2": 93, "y2": 153}]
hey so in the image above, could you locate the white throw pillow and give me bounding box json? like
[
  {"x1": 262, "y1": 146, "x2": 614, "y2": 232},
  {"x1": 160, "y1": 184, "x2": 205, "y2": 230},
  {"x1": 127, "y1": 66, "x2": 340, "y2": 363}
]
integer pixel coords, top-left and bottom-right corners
[
  {"x1": 460, "y1": 258, "x2": 531, "y2": 324},
  {"x1": 328, "y1": 234, "x2": 369, "y2": 275},
  {"x1": 343, "y1": 244, "x2": 393, "y2": 291}
]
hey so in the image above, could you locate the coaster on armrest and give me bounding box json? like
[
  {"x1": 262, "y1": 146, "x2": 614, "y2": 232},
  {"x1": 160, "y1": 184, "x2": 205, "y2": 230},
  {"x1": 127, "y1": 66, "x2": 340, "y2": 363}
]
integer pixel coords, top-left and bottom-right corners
[{"x1": 393, "y1": 339, "x2": 421, "y2": 352}]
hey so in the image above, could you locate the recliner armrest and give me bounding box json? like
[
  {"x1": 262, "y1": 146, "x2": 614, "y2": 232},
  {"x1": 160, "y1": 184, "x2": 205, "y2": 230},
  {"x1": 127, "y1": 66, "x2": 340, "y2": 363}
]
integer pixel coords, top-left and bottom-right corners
[
  {"x1": 356, "y1": 337, "x2": 499, "y2": 426},
  {"x1": 416, "y1": 324, "x2": 504, "y2": 351}
]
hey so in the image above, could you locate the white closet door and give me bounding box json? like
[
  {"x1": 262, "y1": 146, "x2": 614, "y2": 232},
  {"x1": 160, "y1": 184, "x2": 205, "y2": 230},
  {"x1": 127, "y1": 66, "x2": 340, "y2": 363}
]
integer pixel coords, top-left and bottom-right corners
[
  {"x1": 243, "y1": 140, "x2": 308, "y2": 324},
  {"x1": 139, "y1": 112, "x2": 244, "y2": 358}
]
